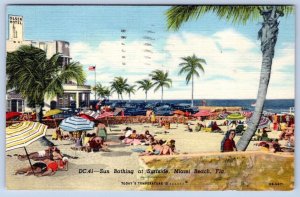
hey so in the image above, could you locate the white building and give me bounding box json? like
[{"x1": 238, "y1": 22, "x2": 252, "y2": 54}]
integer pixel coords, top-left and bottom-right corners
[{"x1": 6, "y1": 15, "x2": 91, "y2": 112}]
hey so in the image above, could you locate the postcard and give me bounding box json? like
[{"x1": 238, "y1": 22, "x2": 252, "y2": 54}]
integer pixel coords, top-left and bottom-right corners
[{"x1": 5, "y1": 5, "x2": 295, "y2": 190}]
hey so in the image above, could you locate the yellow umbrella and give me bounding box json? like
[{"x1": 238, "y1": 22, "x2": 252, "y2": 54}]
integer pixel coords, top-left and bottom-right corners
[
  {"x1": 6, "y1": 121, "x2": 48, "y2": 151},
  {"x1": 43, "y1": 109, "x2": 62, "y2": 117},
  {"x1": 6, "y1": 121, "x2": 48, "y2": 175}
]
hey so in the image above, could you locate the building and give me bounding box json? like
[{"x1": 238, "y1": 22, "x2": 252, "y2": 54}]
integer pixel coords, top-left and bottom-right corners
[{"x1": 6, "y1": 15, "x2": 91, "y2": 112}]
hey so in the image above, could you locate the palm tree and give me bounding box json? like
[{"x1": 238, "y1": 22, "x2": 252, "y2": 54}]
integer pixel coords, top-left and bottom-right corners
[
  {"x1": 110, "y1": 77, "x2": 129, "y2": 100},
  {"x1": 136, "y1": 79, "x2": 154, "y2": 102},
  {"x1": 179, "y1": 54, "x2": 206, "y2": 107},
  {"x1": 149, "y1": 69, "x2": 172, "y2": 102},
  {"x1": 125, "y1": 85, "x2": 136, "y2": 102},
  {"x1": 166, "y1": 6, "x2": 294, "y2": 150},
  {"x1": 6, "y1": 45, "x2": 86, "y2": 145},
  {"x1": 93, "y1": 83, "x2": 111, "y2": 99}
]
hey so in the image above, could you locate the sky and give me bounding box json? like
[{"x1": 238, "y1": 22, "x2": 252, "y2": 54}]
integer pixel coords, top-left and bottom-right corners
[{"x1": 6, "y1": 5, "x2": 295, "y2": 100}]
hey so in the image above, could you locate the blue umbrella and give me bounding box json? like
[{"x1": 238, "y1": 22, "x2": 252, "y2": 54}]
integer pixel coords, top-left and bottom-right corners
[{"x1": 59, "y1": 116, "x2": 94, "y2": 132}]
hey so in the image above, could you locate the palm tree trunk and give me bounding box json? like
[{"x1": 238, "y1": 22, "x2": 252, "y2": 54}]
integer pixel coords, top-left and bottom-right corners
[
  {"x1": 191, "y1": 75, "x2": 194, "y2": 107},
  {"x1": 145, "y1": 91, "x2": 147, "y2": 102},
  {"x1": 237, "y1": 7, "x2": 279, "y2": 151},
  {"x1": 36, "y1": 102, "x2": 54, "y2": 146},
  {"x1": 129, "y1": 93, "x2": 131, "y2": 102},
  {"x1": 161, "y1": 86, "x2": 163, "y2": 103}
]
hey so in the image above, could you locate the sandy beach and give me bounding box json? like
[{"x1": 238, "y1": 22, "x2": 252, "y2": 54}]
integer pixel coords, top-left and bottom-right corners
[{"x1": 6, "y1": 120, "x2": 286, "y2": 190}]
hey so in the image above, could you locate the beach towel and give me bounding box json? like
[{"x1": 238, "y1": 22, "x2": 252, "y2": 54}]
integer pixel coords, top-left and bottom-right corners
[{"x1": 131, "y1": 148, "x2": 146, "y2": 153}]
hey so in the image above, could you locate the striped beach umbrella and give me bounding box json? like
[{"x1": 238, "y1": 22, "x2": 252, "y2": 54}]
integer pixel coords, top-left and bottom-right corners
[
  {"x1": 80, "y1": 110, "x2": 99, "y2": 119},
  {"x1": 263, "y1": 111, "x2": 274, "y2": 117},
  {"x1": 97, "y1": 112, "x2": 114, "y2": 131},
  {"x1": 242, "y1": 111, "x2": 253, "y2": 118},
  {"x1": 43, "y1": 109, "x2": 62, "y2": 117},
  {"x1": 59, "y1": 116, "x2": 94, "y2": 132},
  {"x1": 218, "y1": 112, "x2": 230, "y2": 119},
  {"x1": 246, "y1": 116, "x2": 271, "y2": 129},
  {"x1": 6, "y1": 121, "x2": 48, "y2": 175},
  {"x1": 97, "y1": 112, "x2": 114, "y2": 119},
  {"x1": 6, "y1": 121, "x2": 48, "y2": 151}
]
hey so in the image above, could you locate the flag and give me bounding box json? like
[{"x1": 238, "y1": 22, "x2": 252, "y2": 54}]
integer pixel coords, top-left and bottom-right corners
[{"x1": 88, "y1": 66, "x2": 96, "y2": 71}]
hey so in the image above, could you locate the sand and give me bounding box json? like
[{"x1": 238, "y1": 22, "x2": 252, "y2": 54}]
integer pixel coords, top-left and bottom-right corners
[{"x1": 5, "y1": 120, "x2": 285, "y2": 190}]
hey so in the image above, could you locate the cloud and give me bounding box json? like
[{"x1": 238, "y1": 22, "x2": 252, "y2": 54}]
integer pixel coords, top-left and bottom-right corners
[{"x1": 70, "y1": 28, "x2": 294, "y2": 100}]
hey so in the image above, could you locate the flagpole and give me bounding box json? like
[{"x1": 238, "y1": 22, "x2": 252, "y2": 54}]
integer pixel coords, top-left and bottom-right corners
[{"x1": 94, "y1": 65, "x2": 96, "y2": 101}]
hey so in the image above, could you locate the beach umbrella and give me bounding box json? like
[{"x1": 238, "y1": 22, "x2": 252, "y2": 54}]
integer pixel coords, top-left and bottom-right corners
[
  {"x1": 173, "y1": 110, "x2": 185, "y2": 116},
  {"x1": 263, "y1": 111, "x2": 274, "y2": 117},
  {"x1": 6, "y1": 121, "x2": 48, "y2": 151},
  {"x1": 59, "y1": 116, "x2": 94, "y2": 132},
  {"x1": 193, "y1": 110, "x2": 211, "y2": 117},
  {"x1": 6, "y1": 112, "x2": 22, "y2": 120},
  {"x1": 242, "y1": 111, "x2": 253, "y2": 118},
  {"x1": 79, "y1": 110, "x2": 99, "y2": 119},
  {"x1": 97, "y1": 111, "x2": 114, "y2": 119},
  {"x1": 246, "y1": 116, "x2": 271, "y2": 129},
  {"x1": 43, "y1": 109, "x2": 62, "y2": 117},
  {"x1": 6, "y1": 121, "x2": 48, "y2": 175},
  {"x1": 78, "y1": 114, "x2": 95, "y2": 121},
  {"x1": 218, "y1": 113, "x2": 229, "y2": 119},
  {"x1": 226, "y1": 113, "x2": 244, "y2": 120},
  {"x1": 97, "y1": 112, "x2": 114, "y2": 130}
]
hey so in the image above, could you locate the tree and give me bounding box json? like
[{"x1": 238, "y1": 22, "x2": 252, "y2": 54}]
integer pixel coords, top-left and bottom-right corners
[
  {"x1": 179, "y1": 54, "x2": 206, "y2": 106},
  {"x1": 149, "y1": 69, "x2": 172, "y2": 102},
  {"x1": 125, "y1": 85, "x2": 136, "y2": 102},
  {"x1": 136, "y1": 79, "x2": 154, "y2": 102},
  {"x1": 6, "y1": 45, "x2": 86, "y2": 146},
  {"x1": 93, "y1": 83, "x2": 111, "y2": 99},
  {"x1": 166, "y1": 5, "x2": 294, "y2": 150},
  {"x1": 110, "y1": 77, "x2": 129, "y2": 100}
]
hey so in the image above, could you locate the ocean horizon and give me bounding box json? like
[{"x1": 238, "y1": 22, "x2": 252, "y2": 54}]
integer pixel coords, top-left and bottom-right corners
[{"x1": 101, "y1": 99, "x2": 294, "y2": 114}]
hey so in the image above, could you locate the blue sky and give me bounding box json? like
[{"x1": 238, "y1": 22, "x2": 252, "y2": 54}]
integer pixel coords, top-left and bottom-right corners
[{"x1": 6, "y1": 5, "x2": 295, "y2": 99}]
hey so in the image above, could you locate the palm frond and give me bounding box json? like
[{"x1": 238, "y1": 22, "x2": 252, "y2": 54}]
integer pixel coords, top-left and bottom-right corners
[{"x1": 167, "y1": 6, "x2": 262, "y2": 31}]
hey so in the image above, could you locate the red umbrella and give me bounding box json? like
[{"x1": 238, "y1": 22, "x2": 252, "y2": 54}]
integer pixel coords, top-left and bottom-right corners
[
  {"x1": 97, "y1": 112, "x2": 114, "y2": 130},
  {"x1": 78, "y1": 114, "x2": 95, "y2": 121},
  {"x1": 97, "y1": 112, "x2": 114, "y2": 119},
  {"x1": 6, "y1": 112, "x2": 22, "y2": 120},
  {"x1": 193, "y1": 110, "x2": 211, "y2": 117},
  {"x1": 173, "y1": 110, "x2": 185, "y2": 116}
]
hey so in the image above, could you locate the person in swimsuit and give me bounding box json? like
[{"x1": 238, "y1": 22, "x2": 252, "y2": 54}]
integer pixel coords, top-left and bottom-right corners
[
  {"x1": 15, "y1": 162, "x2": 47, "y2": 175},
  {"x1": 17, "y1": 146, "x2": 62, "y2": 161}
]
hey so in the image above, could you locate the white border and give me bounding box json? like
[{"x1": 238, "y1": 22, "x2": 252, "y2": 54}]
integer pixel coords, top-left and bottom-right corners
[{"x1": 0, "y1": 0, "x2": 298, "y2": 196}]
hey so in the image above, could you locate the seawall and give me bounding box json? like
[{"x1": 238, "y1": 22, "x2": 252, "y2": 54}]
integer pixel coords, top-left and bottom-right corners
[{"x1": 138, "y1": 151, "x2": 294, "y2": 191}]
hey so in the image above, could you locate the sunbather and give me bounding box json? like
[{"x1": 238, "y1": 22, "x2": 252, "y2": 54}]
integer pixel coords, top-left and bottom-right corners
[
  {"x1": 17, "y1": 146, "x2": 62, "y2": 161},
  {"x1": 15, "y1": 157, "x2": 67, "y2": 176}
]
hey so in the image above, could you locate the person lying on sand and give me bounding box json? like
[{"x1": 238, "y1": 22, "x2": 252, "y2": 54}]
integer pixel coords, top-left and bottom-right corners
[
  {"x1": 17, "y1": 146, "x2": 62, "y2": 161},
  {"x1": 15, "y1": 157, "x2": 68, "y2": 176}
]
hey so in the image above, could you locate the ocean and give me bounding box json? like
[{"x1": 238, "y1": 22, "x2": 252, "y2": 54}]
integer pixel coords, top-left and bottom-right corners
[{"x1": 107, "y1": 99, "x2": 294, "y2": 114}]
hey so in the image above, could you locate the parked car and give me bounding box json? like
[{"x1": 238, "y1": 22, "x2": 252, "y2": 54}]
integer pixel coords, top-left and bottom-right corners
[
  {"x1": 123, "y1": 108, "x2": 147, "y2": 116},
  {"x1": 154, "y1": 109, "x2": 174, "y2": 116},
  {"x1": 110, "y1": 101, "x2": 127, "y2": 110},
  {"x1": 173, "y1": 103, "x2": 199, "y2": 114}
]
